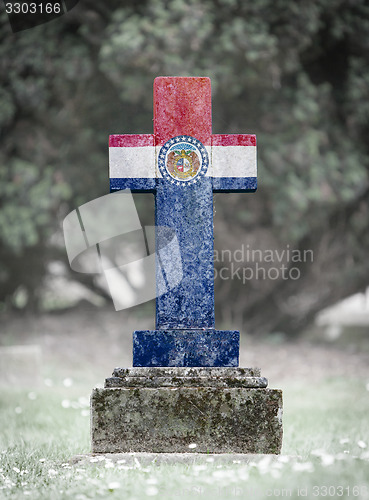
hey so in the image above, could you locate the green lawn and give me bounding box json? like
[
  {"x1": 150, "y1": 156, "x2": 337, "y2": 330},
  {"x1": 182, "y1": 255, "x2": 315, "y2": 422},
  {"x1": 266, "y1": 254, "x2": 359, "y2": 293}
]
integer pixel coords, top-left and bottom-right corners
[{"x1": 1, "y1": 377, "x2": 368, "y2": 499}]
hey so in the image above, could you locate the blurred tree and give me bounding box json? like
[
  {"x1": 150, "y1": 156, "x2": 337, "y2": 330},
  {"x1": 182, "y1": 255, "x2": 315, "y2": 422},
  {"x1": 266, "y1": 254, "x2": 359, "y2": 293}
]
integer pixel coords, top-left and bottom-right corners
[{"x1": 0, "y1": 0, "x2": 368, "y2": 333}]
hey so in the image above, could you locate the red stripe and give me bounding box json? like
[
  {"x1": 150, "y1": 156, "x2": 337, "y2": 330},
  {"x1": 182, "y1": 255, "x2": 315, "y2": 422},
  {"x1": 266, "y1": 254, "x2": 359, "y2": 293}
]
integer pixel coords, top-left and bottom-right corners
[
  {"x1": 212, "y1": 134, "x2": 256, "y2": 147},
  {"x1": 154, "y1": 77, "x2": 212, "y2": 146},
  {"x1": 109, "y1": 134, "x2": 154, "y2": 147},
  {"x1": 109, "y1": 133, "x2": 256, "y2": 148}
]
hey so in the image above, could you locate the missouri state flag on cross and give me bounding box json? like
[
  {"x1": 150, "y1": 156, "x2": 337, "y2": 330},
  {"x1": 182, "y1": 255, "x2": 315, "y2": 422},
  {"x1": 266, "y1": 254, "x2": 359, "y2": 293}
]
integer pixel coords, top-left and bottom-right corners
[
  {"x1": 109, "y1": 77, "x2": 257, "y2": 193},
  {"x1": 108, "y1": 76, "x2": 257, "y2": 343}
]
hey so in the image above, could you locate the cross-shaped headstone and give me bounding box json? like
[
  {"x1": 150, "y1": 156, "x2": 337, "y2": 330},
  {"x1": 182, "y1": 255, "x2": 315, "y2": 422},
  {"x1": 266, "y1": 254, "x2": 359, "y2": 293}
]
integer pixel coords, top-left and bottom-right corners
[{"x1": 109, "y1": 77, "x2": 257, "y2": 367}]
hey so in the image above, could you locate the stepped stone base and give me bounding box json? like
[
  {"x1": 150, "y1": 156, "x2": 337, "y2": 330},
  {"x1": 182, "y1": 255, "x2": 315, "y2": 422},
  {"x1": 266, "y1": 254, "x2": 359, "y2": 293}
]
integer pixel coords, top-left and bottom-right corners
[{"x1": 91, "y1": 368, "x2": 283, "y2": 454}]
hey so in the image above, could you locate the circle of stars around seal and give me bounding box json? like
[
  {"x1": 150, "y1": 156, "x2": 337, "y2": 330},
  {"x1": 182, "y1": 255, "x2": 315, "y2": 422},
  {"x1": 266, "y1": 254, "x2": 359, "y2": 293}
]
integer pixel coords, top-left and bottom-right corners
[{"x1": 158, "y1": 135, "x2": 209, "y2": 186}]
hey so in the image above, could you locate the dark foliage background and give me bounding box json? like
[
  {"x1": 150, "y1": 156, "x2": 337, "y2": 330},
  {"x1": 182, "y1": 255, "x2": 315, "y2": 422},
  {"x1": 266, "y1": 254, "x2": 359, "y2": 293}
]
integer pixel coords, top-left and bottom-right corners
[{"x1": 1, "y1": 0, "x2": 368, "y2": 335}]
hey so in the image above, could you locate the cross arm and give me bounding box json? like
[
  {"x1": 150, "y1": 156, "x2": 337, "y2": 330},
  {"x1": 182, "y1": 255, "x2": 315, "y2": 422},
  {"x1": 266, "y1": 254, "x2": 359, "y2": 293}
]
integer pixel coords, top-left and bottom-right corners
[
  {"x1": 109, "y1": 134, "x2": 157, "y2": 193},
  {"x1": 211, "y1": 134, "x2": 257, "y2": 192}
]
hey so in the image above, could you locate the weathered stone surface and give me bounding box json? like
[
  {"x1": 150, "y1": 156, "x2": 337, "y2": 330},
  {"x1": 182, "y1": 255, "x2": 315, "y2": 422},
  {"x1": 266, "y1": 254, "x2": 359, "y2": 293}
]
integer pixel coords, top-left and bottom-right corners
[
  {"x1": 106, "y1": 366, "x2": 266, "y2": 388},
  {"x1": 133, "y1": 329, "x2": 239, "y2": 367},
  {"x1": 105, "y1": 376, "x2": 268, "y2": 388},
  {"x1": 113, "y1": 367, "x2": 261, "y2": 377},
  {"x1": 91, "y1": 386, "x2": 283, "y2": 454}
]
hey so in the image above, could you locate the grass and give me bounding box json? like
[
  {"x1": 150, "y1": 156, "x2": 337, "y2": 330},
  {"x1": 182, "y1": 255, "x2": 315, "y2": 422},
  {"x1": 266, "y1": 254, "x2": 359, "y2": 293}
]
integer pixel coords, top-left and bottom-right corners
[{"x1": 1, "y1": 377, "x2": 369, "y2": 499}]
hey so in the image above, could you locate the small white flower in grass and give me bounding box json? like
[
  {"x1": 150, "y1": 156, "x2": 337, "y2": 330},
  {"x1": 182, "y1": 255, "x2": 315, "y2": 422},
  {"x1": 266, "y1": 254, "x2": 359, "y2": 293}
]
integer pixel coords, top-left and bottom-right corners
[
  {"x1": 292, "y1": 462, "x2": 314, "y2": 472},
  {"x1": 48, "y1": 469, "x2": 58, "y2": 477},
  {"x1": 272, "y1": 461, "x2": 283, "y2": 470},
  {"x1": 311, "y1": 449, "x2": 325, "y2": 457},
  {"x1": 358, "y1": 440, "x2": 367, "y2": 449},
  {"x1": 206, "y1": 457, "x2": 214, "y2": 463},
  {"x1": 24, "y1": 491, "x2": 31, "y2": 496},
  {"x1": 13, "y1": 467, "x2": 20, "y2": 474},
  {"x1": 339, "y1": 438, "x2": 349, "y2": 445},
  {"x1": 104, "y1": 462, "x2": 114, "y2": 469},
  {"x1": 271, "y1": 468, "x2": 281, "y2": 479},
  {"x1": 44, "y1": 378, "x2": 53, "y2": 387},
  {"x1": 21, "y1": 482, "x2": 27, "y2": 486},
  {"x1": 146, "y1": 477, "x2": 158, "y2": 485},
  {"x1": 212, "y1": 469, "x2": 224, "y2": 478},
  {"x1": 336, "y1": 453, "x2": 349, "y2": 460},
  {"x1": 237, "y1": 467, "x2": 249, "y2": 481},
  {"x1": 188, "y1": 443, "x2": 197, "y2": 449},
  {"x1": 108, "y1": 482, "x2": 121, "y2": 491},
  {"x1": 15, "y1": 407, "x2": 22, "y2": 414},
  {"x1": 39, "y1": 459, "x2": 46, "y2": 463},
  {"x1": 117, "y1": 459, "x2": 126, "y2": 464},
  {"x1": 61, "y1": 400, "x2": 70, "y2": 409},
  {"x1": 81, "y1": 410, "x2": 89, "y2": 417},
  {"x1": 63, "y1": 378, "x2": 73, "y2": 387},
  {"x1": 90, "y1": 458, "x2": 99, "y2": 463},
  {"x1": 212, "y1": 469, "x2": 238, "y2": 480},
  {"x1": 193, "y1": 464, "x2": 207, "y2": 472},
  {"x1": 146, "y1": 486, "x2": 159, "y2": 496},
  {"x1": 277, "y1": 455, "x2": 290, "y2": 463},
  {"x1": 78, "y1": 396, "x2": 89, "y2": 407},
  {"x1": 321, "y1": 454, "x2": 335, "y2": 467},
  {"x1": 27, "y1": 392, "x2": 37, "y2": 400},
  {"x1": 256, "y1": 455, "x2": 272, "y2": 474}
]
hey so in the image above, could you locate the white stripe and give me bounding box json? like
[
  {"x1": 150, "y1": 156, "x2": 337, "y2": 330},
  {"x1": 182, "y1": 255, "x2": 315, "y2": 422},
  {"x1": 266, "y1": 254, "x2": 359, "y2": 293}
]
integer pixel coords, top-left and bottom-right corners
[
  {"x1": 109, "y1": 147, "x2": 156, "y2": 178},
  {"x1": 209, "y1": 145, "x2": 257, "y2": 178},
  {"x1": 110, "y1": 145, "x2": 257, "y2": 180}
]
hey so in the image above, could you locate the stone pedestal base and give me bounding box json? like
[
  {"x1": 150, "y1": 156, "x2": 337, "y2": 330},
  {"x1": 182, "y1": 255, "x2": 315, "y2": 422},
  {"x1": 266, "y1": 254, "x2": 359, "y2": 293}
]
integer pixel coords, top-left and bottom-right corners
[{"x1": 91, "y1": 368, "x2": 283, "y2": 454}]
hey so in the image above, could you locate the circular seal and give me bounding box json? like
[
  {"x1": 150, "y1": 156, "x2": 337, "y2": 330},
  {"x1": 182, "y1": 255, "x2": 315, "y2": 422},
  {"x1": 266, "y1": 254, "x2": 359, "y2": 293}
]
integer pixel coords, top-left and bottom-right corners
[{"x1": 158, "y1": 136, "x2": 209, "y2": 186}]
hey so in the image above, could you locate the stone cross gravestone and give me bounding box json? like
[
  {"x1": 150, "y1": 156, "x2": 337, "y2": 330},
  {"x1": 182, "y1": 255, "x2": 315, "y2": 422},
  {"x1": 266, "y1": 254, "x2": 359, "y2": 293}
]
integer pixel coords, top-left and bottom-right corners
[
  {"x1": 91, "y1": 77, "x2": 283, "y2": 454},
  {"x1": 110, "y1": 76, "x2": 256, "y2": 366}
]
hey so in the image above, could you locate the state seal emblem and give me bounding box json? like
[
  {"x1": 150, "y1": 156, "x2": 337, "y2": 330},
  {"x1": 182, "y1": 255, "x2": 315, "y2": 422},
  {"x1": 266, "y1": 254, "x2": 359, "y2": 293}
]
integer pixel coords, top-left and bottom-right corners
[{"x1": 158, "y1": 135, "x2": 209, "y2": 186}]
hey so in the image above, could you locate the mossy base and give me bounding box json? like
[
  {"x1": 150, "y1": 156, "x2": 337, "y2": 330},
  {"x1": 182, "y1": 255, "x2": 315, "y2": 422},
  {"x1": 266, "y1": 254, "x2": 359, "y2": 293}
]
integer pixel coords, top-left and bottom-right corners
[{"x1": 91, "y1": 368, "x2": 283, "y2": 454}]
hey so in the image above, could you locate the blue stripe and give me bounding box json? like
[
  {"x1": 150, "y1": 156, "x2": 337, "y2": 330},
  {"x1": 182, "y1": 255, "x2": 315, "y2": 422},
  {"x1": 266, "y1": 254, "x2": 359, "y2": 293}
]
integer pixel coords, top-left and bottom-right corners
[
  {"x1": 212, "y1": 177, "x2": 257, "y2": 192},
  {"x1": 110, "y1": 176, "x2": 257, "y2": 193},
  {"x1": 110, "y1": 178, "x2": 156, "y2": 193}
]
